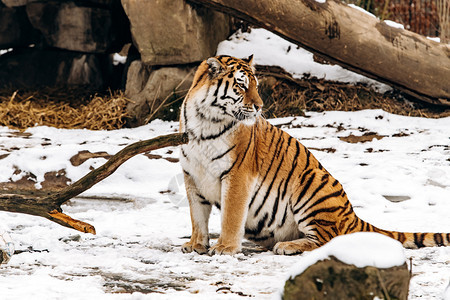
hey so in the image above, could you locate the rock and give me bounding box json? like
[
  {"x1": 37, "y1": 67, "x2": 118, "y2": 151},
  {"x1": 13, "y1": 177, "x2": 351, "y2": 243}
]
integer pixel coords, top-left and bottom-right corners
[
  {"x1": 283, "y1": 256, "x2": 410, "y2": 300},
  {"x1": 121, "y1": 0, "x2": 231, "y2": 65},
  {"x1": 282, "y1": 233, "x2": 410, "y2": 300},
  {"x1": 0, "y1": 5, "x2": 40, "y2": 48},
  {"x1": 125, "y1": 60, "x2": 195, "y2": 126},
  {"x1": 26, "y1": 1, "x2": 122, "y2": 53},
  {"x1": 0, "y1": 48, "x2": 109, "y2": 89},
  {"x1": 1, "y1": 0, "x2": 34, "y2": 8}
]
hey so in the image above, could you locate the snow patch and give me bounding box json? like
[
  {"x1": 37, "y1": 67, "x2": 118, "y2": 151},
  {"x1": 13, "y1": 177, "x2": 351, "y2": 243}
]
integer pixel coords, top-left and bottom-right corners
[
  {"x1": 384, "y1": 20, "x2": 405, "y2": 30},
  {"x1": 348, "y1": 4, "x2": 376, "y2": 18}
]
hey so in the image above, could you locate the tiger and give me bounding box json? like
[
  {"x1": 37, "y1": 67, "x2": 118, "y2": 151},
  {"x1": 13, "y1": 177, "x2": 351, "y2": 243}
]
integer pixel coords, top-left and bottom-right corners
[{"x1": 179, "y1": 55, "x2": 449, "y2": 255}]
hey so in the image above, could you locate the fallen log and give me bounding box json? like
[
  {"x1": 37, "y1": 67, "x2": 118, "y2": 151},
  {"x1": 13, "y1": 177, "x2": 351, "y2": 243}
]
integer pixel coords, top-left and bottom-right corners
[
  {"x1": 0, "y1": 133, "x2": 188, "y2": 234},
  {"x1": 188, "y1": 0, "x2": 450, "y2": 106}
]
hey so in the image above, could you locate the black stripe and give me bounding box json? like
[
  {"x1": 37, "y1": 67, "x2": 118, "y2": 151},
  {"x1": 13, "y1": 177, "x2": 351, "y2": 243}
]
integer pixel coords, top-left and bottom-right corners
[
  {"x1": 332, "y1": 179, "x2": 339, "y2": 187},
  {"x1": 268, "y1": 179, "x2": 284, "y2": 227},
  {"x1": 397, "y1": 232, "x2": 406, "y2": 244},
  {"x1": 414, "y1": 233, "x2": 426, "y2": 248},
  {"x1": 213, "y1": 78, "x2": 223, "y2": 96},
  {"x1": 254, "y1": 153, "x2": 286, "y2": 217},
  {"x1": 200, "y1": 201, "x2": 210, "y2": 206},
  {"x1": 279, "y1": 205, "x2": 288, "y2": 227},
  {"x1": 219, "y1": 158, "x2": 238, "y2": 180},
  {"x1": 183, "y1": 170, "x2": 190, "y2": 176},
  {"x1": 345, "y1": 218, "x2": 358, "y2": 233},
  {"x1": 236, "y1": 127, "x2": 254, "y2": 168},
  {"x1": 212, "y1": 145, "x2": 236, "y2": 161},
  {"x1": 245, "y1": 213, "x2": 268, "y2": 236},
  {"x1": 247, "y1": 232, "x2": 274, "y2": 242},
  {"x1": 304, "y1": 178, "x2": 329, "y2": 208},
  {"x1": 281, "y1": 142, "x2": 300, "y2": 200},
  {"x1": 310, "y1": 227, "x2": 328, "y2": 242},
  {"x1": 196, "y1": 193, "x2": 206, "y2": 200},
  {"x1": 200, "y1": 121, "x2": 235, "y2": 140},
  {"x1": 336, "y1": 199, "x2": 350, "y2": 217},
  {"x1": 305, "y1": 150, "x2": 311, "y2": 170},
  {"x1": 181, "y1": 147, "x2": 188, "y2": 158},
  {"x1": 299, "y1": 169, "x2": 313, "y2": 185},
  {"x1": 192, "y1": 72, "x2": 207, "y2": 89},
  {"x1": 297, "y1": 206, "x2": 341, "y2": 225},
  {"x1": 296, "y1": 189, "x2": 343, "y2": 216},
  {"x1": 220, "y1": 80, "x2": 230, "y2": 99},
  {"x1": 293, "y1": 172, "x2": 316, "y2": 214},
  {"x1": 183, "y1": 102, "x2": 188, "y2": 129},
  {"x1": 215, "y1": 203, "x2": 221, "y2": 210},
  {"x1": 447, "y1": 233, "x2": 450, "y2": 244}
]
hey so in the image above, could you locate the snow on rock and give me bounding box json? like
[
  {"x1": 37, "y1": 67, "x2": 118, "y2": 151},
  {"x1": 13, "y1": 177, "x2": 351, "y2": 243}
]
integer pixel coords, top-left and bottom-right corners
[
  {"x1": 348, "y1": 3, "x2": 377, "y2": 18},
  {"x1": 384, "y1": 20, "x2": 405, "y2": 30},
  {"x1": 285, "y1": 232, "x2": 405, "y2": 281}
]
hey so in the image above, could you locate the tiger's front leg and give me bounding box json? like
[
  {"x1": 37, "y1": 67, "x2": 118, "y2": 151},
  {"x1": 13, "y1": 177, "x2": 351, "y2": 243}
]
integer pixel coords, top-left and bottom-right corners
[
  {"x1": 209, "y1": 173, "x2": 254, "y2": 255},
  {"x1": 182, "y1": 174, "x2": 212, "y2": 254}
]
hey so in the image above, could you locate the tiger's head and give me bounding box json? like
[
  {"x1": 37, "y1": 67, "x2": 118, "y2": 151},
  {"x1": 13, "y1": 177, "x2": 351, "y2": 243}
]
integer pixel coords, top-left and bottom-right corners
[{"x1": 184, "y1": 55, "x2": 263, "y2": 125}]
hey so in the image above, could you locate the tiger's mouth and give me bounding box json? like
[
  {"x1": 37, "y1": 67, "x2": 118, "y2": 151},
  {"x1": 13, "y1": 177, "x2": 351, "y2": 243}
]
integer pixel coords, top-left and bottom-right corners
[{"x1": 233, "y1": 110, "x2": 260, "y2": 121}]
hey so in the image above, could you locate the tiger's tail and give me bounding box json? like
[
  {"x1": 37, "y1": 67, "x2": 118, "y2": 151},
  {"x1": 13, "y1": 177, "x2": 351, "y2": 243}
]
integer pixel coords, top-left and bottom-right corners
[{"x1": 347, "y1": 217, "x2": 450, "y2": 248}]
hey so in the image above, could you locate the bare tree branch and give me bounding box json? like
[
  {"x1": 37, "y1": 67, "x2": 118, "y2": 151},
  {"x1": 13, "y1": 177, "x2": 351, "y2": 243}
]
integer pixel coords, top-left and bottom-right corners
[{"x1": 0, "y1": 133, "x2": 188, "y2": 233}]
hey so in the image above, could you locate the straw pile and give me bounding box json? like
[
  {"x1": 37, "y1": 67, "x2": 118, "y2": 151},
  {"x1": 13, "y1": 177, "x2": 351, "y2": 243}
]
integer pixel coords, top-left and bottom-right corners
[
  {"x1": 0, "y1": 88, "x2": 130, "y2": 130},
  {"x1": 256, "y1": 66, "x2": 450, "y2": 119}
]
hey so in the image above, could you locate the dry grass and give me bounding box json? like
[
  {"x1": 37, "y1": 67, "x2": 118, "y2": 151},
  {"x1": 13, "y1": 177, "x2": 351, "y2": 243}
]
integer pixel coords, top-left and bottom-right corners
[
  {"x1": 0, "y1": 88, "x2": 130, "y2": 130},
  {"x1": 256, "y1": 67, "x2": 450, "y2": 119}
]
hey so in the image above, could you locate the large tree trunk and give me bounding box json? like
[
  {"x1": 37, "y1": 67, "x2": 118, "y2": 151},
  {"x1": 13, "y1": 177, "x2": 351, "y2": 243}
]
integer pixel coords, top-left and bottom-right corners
[
  {"x1": 0, "y1": 133, "x2": 188, "y2": 233},
  {"x1": 188, "y1": 0, "x2": 450, "y2": 106}
]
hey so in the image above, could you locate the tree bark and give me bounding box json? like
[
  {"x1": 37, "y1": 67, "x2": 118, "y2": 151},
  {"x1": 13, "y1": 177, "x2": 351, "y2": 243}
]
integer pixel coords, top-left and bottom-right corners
[
  {"x1": 0, "y1": 133, "x2": 188, "y2": 234},
  {"x1": 188, "y1": 0, "x2": 450, "y2": 106}
]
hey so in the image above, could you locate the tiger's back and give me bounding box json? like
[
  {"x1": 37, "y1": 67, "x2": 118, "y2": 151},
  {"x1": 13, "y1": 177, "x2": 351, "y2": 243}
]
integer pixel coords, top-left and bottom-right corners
[{"x1": 180, "y1": 55, "x2": 449, "y2": 255}]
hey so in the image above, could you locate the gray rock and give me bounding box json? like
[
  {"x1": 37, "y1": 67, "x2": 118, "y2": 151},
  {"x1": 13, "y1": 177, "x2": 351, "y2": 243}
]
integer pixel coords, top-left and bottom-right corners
[
  {"x1": 125, "y1": 60, "x2": 195, "y2": 126},
  {"x1": 283, "y1": 256, "x2": 410, "y2": 300},
  {"x1": 1, "y1": 0, "x2": 36, "y2": 8},
  {"x1": 0, "y1": 5, "x2": 40, "y2": 48},
  {"x1": 26, "y1": 1, "x2": 115, "y2": 53},
  {"x1": 121, "y1": 0, "x2": 231, "y2": 65}
]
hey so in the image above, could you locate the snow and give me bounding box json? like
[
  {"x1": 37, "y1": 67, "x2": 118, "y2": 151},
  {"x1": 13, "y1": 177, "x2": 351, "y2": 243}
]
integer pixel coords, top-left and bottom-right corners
[
  {"x1": 348, "y1": 4, "x2": 377, "y2": 18},
  {"x1": 286, "y1": 232, "x2": 406, "y2": 278},
  {"x1": 384, "y1": 20, "x2": 405, "y2": 30},
  {"x1": 216, "y1": 28, "x2": 391, "y2": 92},
  {"x1": 0, "y1": 110, "x2": 448, "y2": 299}
]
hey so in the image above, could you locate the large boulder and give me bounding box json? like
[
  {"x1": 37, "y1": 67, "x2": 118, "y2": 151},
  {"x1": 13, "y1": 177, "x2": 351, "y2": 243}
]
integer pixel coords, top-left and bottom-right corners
[
  {"x1": 26, "y1": 1, "x2": 126, "y2": 53},
  {"x1": 121, "y1": 0, "x2": 231, "y2": 65},
  {"x1": 282, "y1": 233, "x2": 410, "y2": 300},
  {"x1": 0, "y1": 4, "x2": 40, "y2": 48},
  {"x1": 125, "y1": 60, "x2": 195, "y2": 126}
]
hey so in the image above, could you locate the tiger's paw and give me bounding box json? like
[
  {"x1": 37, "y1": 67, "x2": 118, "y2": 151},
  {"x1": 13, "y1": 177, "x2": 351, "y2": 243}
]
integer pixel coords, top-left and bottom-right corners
[
  {"x1": 181, "y1": 242, "x2": 209, "y2": 255},
  {"x1": 273, "y1": 241, "x2": 304, "y2": 255},
  {"x1": 208, "y1": 243, "x2": 240, "y2": 255}
]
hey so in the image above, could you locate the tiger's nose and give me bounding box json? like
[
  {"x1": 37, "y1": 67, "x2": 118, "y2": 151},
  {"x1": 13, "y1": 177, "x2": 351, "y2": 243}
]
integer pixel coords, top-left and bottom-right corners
[{"x1": 253, "y1": 104, "x2": 262, "y2": 112}]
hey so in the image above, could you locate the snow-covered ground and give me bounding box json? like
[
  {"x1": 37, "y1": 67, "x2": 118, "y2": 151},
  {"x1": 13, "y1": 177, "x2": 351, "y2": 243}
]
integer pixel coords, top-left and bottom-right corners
[{"x1": 0, "y1": 110, "x2": 449, "y2": 299}]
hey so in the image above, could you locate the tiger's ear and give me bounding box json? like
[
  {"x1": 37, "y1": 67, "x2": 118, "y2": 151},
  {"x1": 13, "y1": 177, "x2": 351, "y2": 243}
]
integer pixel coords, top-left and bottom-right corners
[
  {"x1": 243, "y1": 54, "x2": 254, "y2": 66},
  {"x1": 243, "y1": 54, "x2": 255, "y2": 72},
  {"x1": 206, "y1": 57, "x2": 227, "y2": 79}
]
